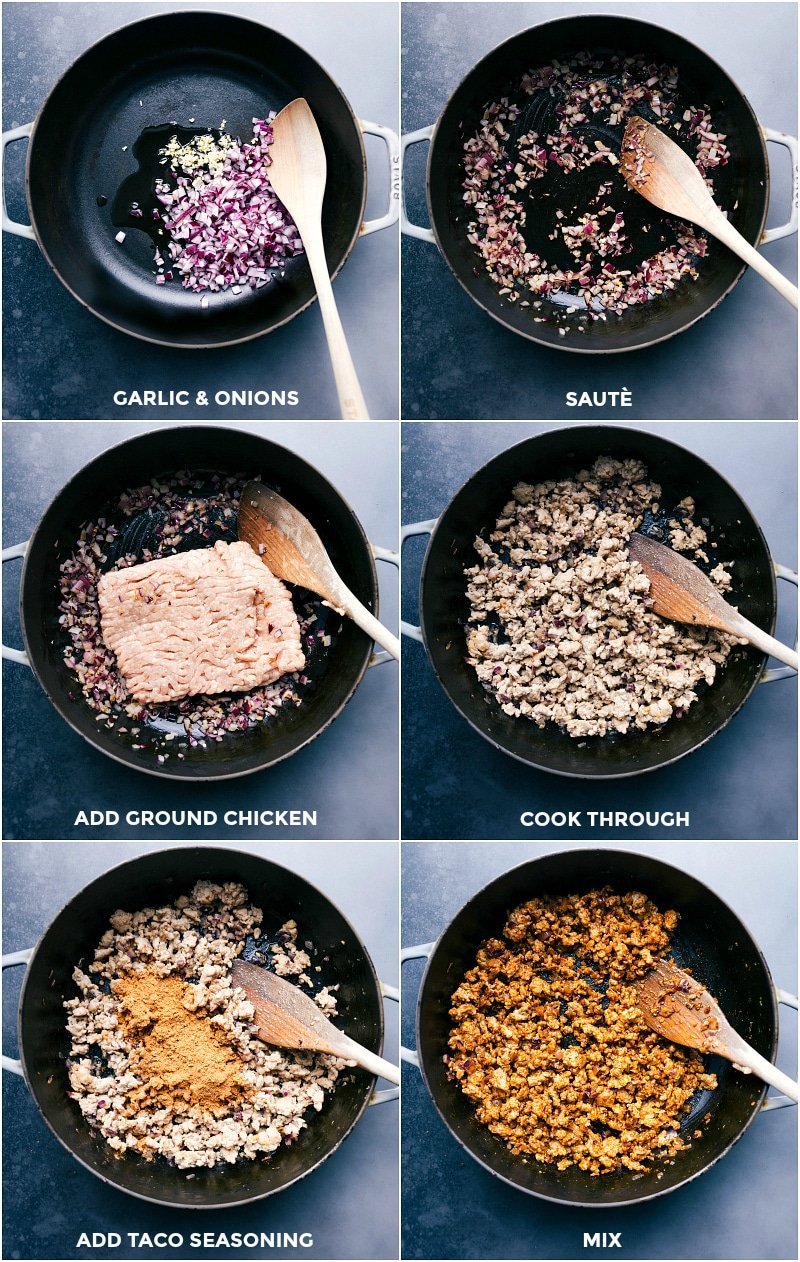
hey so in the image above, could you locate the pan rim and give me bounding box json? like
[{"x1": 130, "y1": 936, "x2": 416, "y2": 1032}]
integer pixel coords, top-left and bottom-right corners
[
  {"x1": 22, "y1": 10, "x2": 369, "y2": 349},
  {"x1": 421, "y1": 11, "x2": 770, "y2": 354},
  {"x1": 13, "y1": 843, "x2": 385, "y2": 1209},
  {"x1": 413, "y1": 844, "x2": 778, "y2": 1207},
  {"x1": 417, "y1": 422, "x2": 777, "y2": 778},
  {"x1": 16, "y1": 423, "x2": 379, "y2": 781}
]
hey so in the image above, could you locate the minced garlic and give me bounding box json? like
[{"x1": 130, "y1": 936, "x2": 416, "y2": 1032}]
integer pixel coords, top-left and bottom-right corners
[{"x1": 159, "y1": 130, "x2": 237, "y2": 178}]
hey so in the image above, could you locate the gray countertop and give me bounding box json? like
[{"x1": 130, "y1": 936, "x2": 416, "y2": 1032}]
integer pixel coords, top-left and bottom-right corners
[
  {"x1": 401, "y1": 1, "x2": 798, "y2": 420},
  {"x1": 401, "y1": 840, "x2": 798, "y2": 1260},
  {"x1": 401, "y1": 421, "x2": 797, "y2": 840},
  {"x1": 2, "y1": 2, "x2": 399, "y2": 421},
  {"x1": 2, "y1": 840, "x2": 399, "y2": 1260},
  {"x1": 2, "y1": 421, "x2": 399, "y2": 840}
]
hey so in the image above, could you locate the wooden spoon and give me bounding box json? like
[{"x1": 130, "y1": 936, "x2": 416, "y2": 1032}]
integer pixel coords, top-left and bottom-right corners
[
  {"x1": 628, "y1": 531, "x2": 798, "y2": 671},
  {"x1": 267, "y1": 98, "x2": 369, "y2": 419},
  {"x1": 620, "y1": 115, "x2": 798, "y2": 310},
  {"x1": 231, "y1": 960, "x2": 399, "y2": 1085},
  {"x1": 238, "y1": 480, "x2": 400, "y2": 661},
  {"x1": 636, "y1": 958, "x2": 798, "y2": 1102}
]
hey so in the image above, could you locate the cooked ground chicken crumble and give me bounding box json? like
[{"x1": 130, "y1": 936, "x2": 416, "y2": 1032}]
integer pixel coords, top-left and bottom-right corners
[
  {"x1": 448, "y1": 888, "x2": 717, "y2": 1174},
  {"x1": 65, "y1": 880, "x2": 351, "y2": 1169},
  {"x1": 465, "y1": 456, "x2": 741, "y2": 737}
]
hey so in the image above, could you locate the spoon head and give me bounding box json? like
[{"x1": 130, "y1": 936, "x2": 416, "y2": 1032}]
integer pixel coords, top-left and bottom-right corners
[
  {"x1": 628, "y1": 531, "x2": 735, "y2": 632},
  {"x1": 635, "y1": 958, "x2": 729, "y2": 1054},
  {"x1": 237, "y1": 481, "x2": 342, "y2": 606},
  {"x1": 267, "y1": 97, "x2": 327, "y2": 223},
  {"x1": 620, "y1": 116, "x2": 716, "y2": 227},
  {"x1": 232, "y1": 959, "x2": 346, "y2": 1056}
]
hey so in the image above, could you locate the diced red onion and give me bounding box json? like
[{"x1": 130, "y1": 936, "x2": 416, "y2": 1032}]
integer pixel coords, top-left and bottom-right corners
[{"x1": 160, "y1": 117, "x2": 303, "y2": 294}]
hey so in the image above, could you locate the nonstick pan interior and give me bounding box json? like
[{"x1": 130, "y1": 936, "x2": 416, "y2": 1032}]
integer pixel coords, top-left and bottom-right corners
[
  {"x1": 428, "y1": 15, "x2": 769, "y2": 352},
  {"x1": 420, "y1": 425, "x2": 775, "y2": 777},
  {"x1": 26, "y1": 12, "x2": 365, "y2": 346},
  {"x1": 17, "y1": 847, "x2": 383, "y2": 1207},
  {"x1": 417, "y1": 849, "x2": 776, "y2": 1206},
  {"x1": 20, "y1": 427, "x2": 378, "y2": 779}
]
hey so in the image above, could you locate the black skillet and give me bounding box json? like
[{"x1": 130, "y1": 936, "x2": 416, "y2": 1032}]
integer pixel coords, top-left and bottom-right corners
[
  {"x1": 4, "y1": 11, "x2": 375, "y2": 347},
  {"x1": 4, "y1": 847, "x2": 390, "y2": 1207},
  {"x1": 405, "y1": 425, "x2": 792, "y2": 778},
  {"x1": 406, "y1": 848, "x2": 791, "y2": 1205},
  {"x1": 3, "y1": 426, "x2": 386, "y2": 780},
  {"x1": 403, "y1": 14, "x2": 794, "y2": 352}
]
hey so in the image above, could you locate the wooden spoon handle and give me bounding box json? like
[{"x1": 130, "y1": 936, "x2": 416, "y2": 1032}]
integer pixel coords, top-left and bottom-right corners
[
  {"x1": 336, "y1": 589, "x2": 401, "y2": 660},
  {"x1": 728, "y1": 1044, "x2": 799, "y2": 1102},
  {"x1": 302, "y1": 228, "x2": 370, "y2": 420},
  {"x1": 728, "y1": 611, "x2": 799, "y2": 671},
  {"x1": 711, "y1": 216, "x2": 799, "y2": 309},
  {"x1": 340, "y1": 1036, "x2": 400, "y2": 1084}
]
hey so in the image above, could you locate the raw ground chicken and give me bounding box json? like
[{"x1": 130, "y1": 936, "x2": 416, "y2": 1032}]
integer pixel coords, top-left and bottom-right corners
[
  {"x1": 462, "y1": 52, "x2": 730, "y2": 325},
  {"x1": 57, "y1": 472, "x2": 330, "y2": 758},
  {"x1": 448, "y1": 888, "x2": 718, "y2": 1174},
  {"x1": 465, "y1": 456, "x2": 742, "y2": 738},
  {"x1": 65, "y1": 880, "x2": 352, "y2": 1169},
  {"x1": 96, "y1": 540, "x2": 305, "y2": 705}
]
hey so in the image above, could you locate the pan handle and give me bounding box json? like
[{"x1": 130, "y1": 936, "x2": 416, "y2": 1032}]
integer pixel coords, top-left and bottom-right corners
[
  {"x1": 400, "y1": 519, "x2": 437, "y2": 641},
  {"x1": 397, "y1": 534, "x2": 797, "y2": 671},
  {"x1": 2, "y1": 949, "x2": 33, "y2": 1076},
  {"x1": 2, "y1": 542, "x2": 30, "y2": 666},
  {"x1": 761, "y1": 129, "x2": 799, "y2": 244},
  {"x1": 368, "y1": 544, "x2": 400, "y2": 667},
  {"x1": 2, "y1": 946, "x2": 403, "y2": 1099},
  {"x1": 2, "y1": 123, "x2": 35, "y2": 240},
  {"x1": 761, "y1": 564, "x2": 797, "y2": 683},
  {"x1": 396, "y1": 127, "x2": 798, "y2": 244},
  {"x1": 401, "y1": 126, "x2": 435, "y2": 243},
  {"x1": 2, "y1": 535, "x2": 405, "y2": 669},
  {"x1": 760, "y1": 987, "x2": 798, "y2": 1111},
  {"x1": 358, "y1": 121, "x2": 400, "y2": 236},
  {"x1": 369, "y1": 979, "x2": 400, "y2": 1104},
  {"x1": 399, "y1": 941, "x2": 435, "y2": 1067}
]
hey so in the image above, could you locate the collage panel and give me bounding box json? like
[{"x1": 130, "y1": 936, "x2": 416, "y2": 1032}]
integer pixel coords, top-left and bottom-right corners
[
  {"x1": 401, "y1": 1, "x2": 798, "y2": 420},
  {"x1": 401, "y1": 420, "x2": 798, "y2": 840},
  {"x1": 2, "y1": 840, "x2": 399, "y2": 1261},
  {"x1": 401, "y1": 839, "x2": 798, "y2": 1260},
  {"x1": 2, "y1": 0, "x2": 800, "y2": 1258},
  {"x1": 2, "y1": 420, "x2": 399, "y2": 840},
  {"x1": 3, "y1": 1, "x2": 399, "y2": 421}
]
